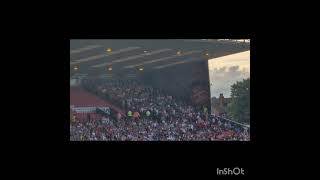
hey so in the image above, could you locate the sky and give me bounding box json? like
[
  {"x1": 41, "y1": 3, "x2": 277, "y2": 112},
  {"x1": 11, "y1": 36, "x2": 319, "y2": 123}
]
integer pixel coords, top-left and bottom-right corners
[{"x1": 208, "y1": 50, "x2": 250, "y2": 98}]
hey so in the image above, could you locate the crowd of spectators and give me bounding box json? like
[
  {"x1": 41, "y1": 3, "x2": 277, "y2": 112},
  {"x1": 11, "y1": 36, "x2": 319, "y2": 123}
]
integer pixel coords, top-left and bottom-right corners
[{"x1": 70, "y1": 79, "x2": 250, "y2": 141}]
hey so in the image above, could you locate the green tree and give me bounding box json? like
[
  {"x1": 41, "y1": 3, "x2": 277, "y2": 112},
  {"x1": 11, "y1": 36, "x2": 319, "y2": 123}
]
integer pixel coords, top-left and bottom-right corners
[{"x1": 227, "y1": 78, "x2": 250, "y2": 124}]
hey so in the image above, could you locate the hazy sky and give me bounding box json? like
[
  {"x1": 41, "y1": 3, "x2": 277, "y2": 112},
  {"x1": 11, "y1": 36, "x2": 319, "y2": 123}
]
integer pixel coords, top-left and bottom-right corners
[{"x1": 209, "y1": 51, "x2": 250, "y2": 98}]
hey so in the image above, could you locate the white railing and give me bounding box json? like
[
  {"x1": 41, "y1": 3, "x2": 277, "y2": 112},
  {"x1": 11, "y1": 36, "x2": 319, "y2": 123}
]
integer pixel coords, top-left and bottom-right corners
[
  {"x1": 212, "y1": 114, "x2": 250, "y2": 128},
  {"x1": 217, "y1": 39, "x2": 250, "y2": 43}
]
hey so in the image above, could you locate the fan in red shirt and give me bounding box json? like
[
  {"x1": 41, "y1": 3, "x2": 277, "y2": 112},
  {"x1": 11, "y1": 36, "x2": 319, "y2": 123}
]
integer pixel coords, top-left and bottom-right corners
[{"x1": 133, "y1": 111, "x2": 140, "y2": 121}]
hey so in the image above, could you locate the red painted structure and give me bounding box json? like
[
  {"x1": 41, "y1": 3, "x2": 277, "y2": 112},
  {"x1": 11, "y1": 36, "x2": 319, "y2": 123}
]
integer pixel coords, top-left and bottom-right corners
[{"x1": 70, "y1": 87, "x2": 126, "y2": 120}]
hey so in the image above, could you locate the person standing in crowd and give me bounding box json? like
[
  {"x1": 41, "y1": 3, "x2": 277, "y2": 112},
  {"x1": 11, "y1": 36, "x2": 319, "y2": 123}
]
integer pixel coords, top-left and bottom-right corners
[
  {"x1": 121, "y1": 100, "x2": 125, "y2": 109},
  {"x1": 124, "y1": 100, "x2": 128, "y2": 111},
  {"x1": 127, "y1": 110, "x2": 133, "y2": 119},
  {"x1": 133, "y1": 111, "x2": 140, "y2": 121},
  {"x1": 72, "y1": 114, "x2": 76, "y2": 122},
  {"x1": 106, "y1": 107, "x2": 111, "y2": 116},
  {"x1": 204, "y1": 111, "x2": 208, "y2": 121},
  {"x1": 146, "y1": 110, "x2": 151, "y2": 118},
  {"x1": 154, "y1": 108, "x2": 159, "y2": 117},
  {"x1": 116, "y1": 112, "x2": 122, "y2": 121}
]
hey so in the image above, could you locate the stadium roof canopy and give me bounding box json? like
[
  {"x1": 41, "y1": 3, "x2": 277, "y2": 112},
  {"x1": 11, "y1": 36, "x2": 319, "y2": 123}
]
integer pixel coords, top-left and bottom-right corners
[{"x1": 70, "y1": 39, "x2": 250, "y2": 77}]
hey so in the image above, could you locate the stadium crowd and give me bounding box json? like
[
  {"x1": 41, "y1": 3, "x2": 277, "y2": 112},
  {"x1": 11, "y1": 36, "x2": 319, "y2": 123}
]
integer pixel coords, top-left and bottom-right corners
[{"x1": 70, "y1": 79, "x2": 250, "y2": 141}]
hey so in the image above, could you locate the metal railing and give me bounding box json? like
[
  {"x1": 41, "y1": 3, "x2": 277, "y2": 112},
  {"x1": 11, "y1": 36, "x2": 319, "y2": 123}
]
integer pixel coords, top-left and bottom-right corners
[{"x1": 211, "y1": 114, "x2": 250, "y2": 129}]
